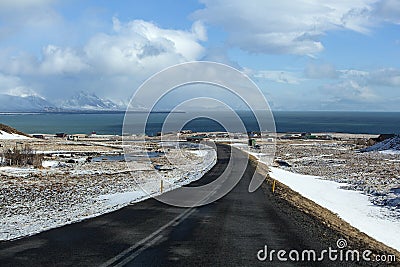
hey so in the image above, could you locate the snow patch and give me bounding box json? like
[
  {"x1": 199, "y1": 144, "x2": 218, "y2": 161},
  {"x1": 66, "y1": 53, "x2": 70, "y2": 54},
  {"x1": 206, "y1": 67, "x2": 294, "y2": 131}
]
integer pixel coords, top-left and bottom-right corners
[
  {"x1": 42, "y1": 160, "x2": 60, "y2": 168},
  {"x1": 268, "y1": 167, "x2": 400, "y2": 252},
  {"x1": 0, "y1": 130, "x2": 29, "y2": 140},
  {"x1": 379, "y1": 150, "x2": 400, "y2": 155},
  {"x1": 189, "y1": 150, "x2": 208, "y2": 157},
  {"x1": 363, "y1": 136, "x2": 400, "y2": 153},
  {"x1": 97, "y1": 191, "x2": 146, "y2": 208}
]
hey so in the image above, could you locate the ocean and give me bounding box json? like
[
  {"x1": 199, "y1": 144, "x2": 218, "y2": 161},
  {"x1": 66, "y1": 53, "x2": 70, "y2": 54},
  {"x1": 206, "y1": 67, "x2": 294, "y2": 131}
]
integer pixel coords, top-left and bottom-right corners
[{"x1": 0, "y1": 111, "x2": 399, "y2": 135}]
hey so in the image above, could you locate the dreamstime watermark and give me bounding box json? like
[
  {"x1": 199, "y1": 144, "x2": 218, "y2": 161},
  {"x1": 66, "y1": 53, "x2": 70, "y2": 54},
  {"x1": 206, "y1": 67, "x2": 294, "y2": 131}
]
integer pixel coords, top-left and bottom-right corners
[
  {"x1": 257, "y1": 238, "x2": 396, "y2": 263},
  {"x1": 122, "y1": 61, "x2": 276, "y2": 207}
]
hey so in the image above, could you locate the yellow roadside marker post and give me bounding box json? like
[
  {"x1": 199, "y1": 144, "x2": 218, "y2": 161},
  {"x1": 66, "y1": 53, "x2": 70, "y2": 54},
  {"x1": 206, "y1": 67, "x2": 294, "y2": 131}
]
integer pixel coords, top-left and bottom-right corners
[{"x1": 272, "y1": 179, "x2": 276, "y2": 193}]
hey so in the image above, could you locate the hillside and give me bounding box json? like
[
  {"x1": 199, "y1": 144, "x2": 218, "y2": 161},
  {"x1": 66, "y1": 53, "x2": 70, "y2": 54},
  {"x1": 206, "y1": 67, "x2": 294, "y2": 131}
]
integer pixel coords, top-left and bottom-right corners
[
  {"x1": 0, "y1": 124, "x2": 31, "y2": 139},
  {"x1": 362, "y1": 135, "x2": 400, "y2": 153}
]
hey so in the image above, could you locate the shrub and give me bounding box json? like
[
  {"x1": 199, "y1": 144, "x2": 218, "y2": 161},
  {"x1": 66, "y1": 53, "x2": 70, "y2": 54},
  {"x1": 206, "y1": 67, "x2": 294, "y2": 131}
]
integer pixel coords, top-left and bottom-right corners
[{"x1": 1, "y1": 144, "x2": 43, "y2": 167}]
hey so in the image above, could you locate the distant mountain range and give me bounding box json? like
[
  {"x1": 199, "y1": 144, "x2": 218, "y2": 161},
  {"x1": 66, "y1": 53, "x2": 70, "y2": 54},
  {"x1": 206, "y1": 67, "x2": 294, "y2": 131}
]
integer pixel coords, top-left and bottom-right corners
[
  {"x1": 0, "y1": 94, "x2": 56, "y2": 112},
  {"x1": 0, "y1": 91, "x2": 125, "y2": 112}
]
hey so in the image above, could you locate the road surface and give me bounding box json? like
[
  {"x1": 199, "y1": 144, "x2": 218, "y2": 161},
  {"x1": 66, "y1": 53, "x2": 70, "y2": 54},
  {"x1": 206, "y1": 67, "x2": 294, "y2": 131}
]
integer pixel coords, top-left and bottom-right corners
[{"x1": 0, "y1": 144, "x2": 365, "y2": 266}]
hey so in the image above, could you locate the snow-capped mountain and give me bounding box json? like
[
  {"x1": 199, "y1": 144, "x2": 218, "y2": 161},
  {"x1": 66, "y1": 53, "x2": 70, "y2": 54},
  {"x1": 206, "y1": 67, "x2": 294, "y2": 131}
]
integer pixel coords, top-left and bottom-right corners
[
  {"x1": 0, "y1": 91, "x2": 125, "y2": 112},
  {"x1": 362, "y1": 135, "x2": 400, "y2": 153},
  {"x1": 60, "y1": 91, "x2": 123, "y2": 111},
  {"x1": 0, "y1": 94, "x2": 56, "y2": 112}
]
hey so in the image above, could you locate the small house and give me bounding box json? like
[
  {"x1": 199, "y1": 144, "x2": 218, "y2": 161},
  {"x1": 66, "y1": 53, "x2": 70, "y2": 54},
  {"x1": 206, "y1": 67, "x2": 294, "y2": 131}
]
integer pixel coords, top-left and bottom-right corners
[{"x1": 55, "y1": 133, "x2": 67, "y2": 138}]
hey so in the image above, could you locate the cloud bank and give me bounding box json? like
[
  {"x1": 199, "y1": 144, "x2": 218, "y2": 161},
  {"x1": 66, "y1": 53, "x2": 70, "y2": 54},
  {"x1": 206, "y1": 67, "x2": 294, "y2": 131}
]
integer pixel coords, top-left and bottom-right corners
[
  {"x1": 193, "y1": 0, "x2": 396, "y2": 55},
  {"x1": 0, "y1": 18, "x2": 206, "y2": 102}
]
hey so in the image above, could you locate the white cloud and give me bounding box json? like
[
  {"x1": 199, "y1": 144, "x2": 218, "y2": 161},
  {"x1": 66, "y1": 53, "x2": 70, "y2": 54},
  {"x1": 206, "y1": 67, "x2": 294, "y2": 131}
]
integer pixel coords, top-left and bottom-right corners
[
  {"x1": 0, "y1": 18, "x2": 207, "y2": 101},
  {"x1": 191, "y1": 20, "x2": 207, "y2": 42},
  {"x1": 84, "y1": 19, "x2": 206, "y2": 76},
  {"x1": 305, "y1": 63, "x2": 338, "y2": 79},
  {"x1": 339, "y1": 69, "x2": 370, "y2": 78},
  {"x1": 193, "y1": 0, "x2": 379, "y2": 55},
  {"x1": 321, "y1": 80, "x2": 378, "y2": 103},
  {"x1": 339, "y1": 68, "x2": 400, "y2": 87},
  {"x1": 373, "y1": 0, "x2": 400, "y2": 24},
  {"x1": 317, "y1": 67, "x2": 400, "y2": 109},
  {"x1": 0, "y1": 73, "x2": 23, "y2": 93},
  {"x1": 39, "y1": 45, "x2": 89, "y2": 75},
  {"x1": 248, "y1": 69, "x2": 302, "y2": 84},
  {"x1": 255, "y1": 65, "x2": 400, "y2": 110},
  {"x1": 202, "y1": 47, "x2": 241, "y2": 69},
  {"x1": 245, "y1": 66, "x2": 400, "y2": 104},
  {"x1": 0, "y1": 46, "x2": 88, "y2": 75},
  {"x1": 369, "y1": 68, "x2": 400, "y2": 86},
  {"x1": 0, "y1": 73, "x2": 38, "y2": 97}
]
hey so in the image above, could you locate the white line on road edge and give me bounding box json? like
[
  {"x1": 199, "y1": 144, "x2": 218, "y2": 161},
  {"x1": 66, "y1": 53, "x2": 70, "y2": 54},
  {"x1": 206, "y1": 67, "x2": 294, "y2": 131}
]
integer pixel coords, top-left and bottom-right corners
[{"x1": 100, "y1": 208, "x2": 197, "y2": 267}]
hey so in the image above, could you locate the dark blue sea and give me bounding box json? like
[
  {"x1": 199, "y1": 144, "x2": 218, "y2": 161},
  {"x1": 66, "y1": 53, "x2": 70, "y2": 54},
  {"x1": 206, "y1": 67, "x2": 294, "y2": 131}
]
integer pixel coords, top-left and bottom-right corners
[{"x1": 0, "y1": 111, "x2": 399, "y2": 135}]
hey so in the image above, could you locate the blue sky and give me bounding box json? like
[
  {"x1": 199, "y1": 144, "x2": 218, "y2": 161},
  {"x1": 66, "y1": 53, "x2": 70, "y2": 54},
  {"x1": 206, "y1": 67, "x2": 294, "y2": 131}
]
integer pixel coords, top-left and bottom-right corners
[{"x1": 0, "y1": 0, "x2": 399, "y2": 111}]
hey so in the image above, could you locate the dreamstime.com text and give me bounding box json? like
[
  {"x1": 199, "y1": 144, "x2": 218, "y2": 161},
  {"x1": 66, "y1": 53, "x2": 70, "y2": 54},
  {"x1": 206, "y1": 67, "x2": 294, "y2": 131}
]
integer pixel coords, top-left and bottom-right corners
[{"x1": 257, "y1": 239, "x2": 396, "y2": 263}]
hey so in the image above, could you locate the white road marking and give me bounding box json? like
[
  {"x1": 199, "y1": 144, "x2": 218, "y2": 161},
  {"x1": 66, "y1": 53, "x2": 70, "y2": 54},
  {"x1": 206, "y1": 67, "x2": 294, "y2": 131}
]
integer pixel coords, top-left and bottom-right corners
[{"x1": 100, "y1": 208, "x2": 197, "y2": 267}]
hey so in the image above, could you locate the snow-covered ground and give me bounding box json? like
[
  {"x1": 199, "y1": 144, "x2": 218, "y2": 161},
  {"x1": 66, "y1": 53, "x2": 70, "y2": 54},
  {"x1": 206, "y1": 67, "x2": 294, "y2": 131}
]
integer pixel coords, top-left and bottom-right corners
[
  {"x1": 41, "y1": 160, "x2": 60, "y2": 168},
  {"x1": 269, "y1": 167, "x2": 400, "y2": 252},
  {"x1": 97, "y1": 191, "x2": 147, "y2": 208},
  {"x1": 0, "y1": 143, "x2": 217, "y2": 241},
  {"x1": 0, "y1": 130, "x2": 29, "y2": 140},
  {"x1": 379, "y1": 150, "x2": 400, "y2": 155},
  {"x1": 233, "y1": 144, "x2": 400, "y2": 252},
  {"x1": 96, "y1": 144, "x2": 218, "y2": 210},
  {"x1": 362, "y1": 136, "x2": 400, "y2": 154},
  {"x1": 189, "y1": 150, "x2": 209, "y2": 157}
]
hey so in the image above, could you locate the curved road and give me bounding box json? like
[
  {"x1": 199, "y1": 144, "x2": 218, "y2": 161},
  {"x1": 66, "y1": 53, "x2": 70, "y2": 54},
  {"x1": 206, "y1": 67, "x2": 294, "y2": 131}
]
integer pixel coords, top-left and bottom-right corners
[{"x1": 0, "y1": 144, "x2": 365, "y2": 266}]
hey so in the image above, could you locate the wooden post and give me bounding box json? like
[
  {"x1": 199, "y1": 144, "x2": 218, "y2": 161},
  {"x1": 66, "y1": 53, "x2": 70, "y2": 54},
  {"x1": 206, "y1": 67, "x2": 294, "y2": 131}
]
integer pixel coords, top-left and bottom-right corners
[{"x1": 160, "y1": 179, "x2": 164, "y2": 193}]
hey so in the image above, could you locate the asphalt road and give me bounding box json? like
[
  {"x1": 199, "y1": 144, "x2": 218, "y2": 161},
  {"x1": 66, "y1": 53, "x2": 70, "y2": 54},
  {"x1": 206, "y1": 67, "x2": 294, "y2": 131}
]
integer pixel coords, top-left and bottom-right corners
[{"x1": 0, "y1": 144, "x2": 364, "y2": 266}]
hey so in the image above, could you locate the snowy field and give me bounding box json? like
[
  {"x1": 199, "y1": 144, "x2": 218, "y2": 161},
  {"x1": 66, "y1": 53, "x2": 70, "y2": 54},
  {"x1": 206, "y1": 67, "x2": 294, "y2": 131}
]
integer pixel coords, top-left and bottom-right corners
[
  {"x1": 269, "y1": 137, "x2": 400, "y2": 214},
  {"x1": 0, "y1": 142, "x2": 217, "y2": 241},
  {"x1": 269, "y1": 167, "x2": 400, "y2": 252},
  {"x1": 233, "y1": 143, "x2": 400, "y2": 252}
]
